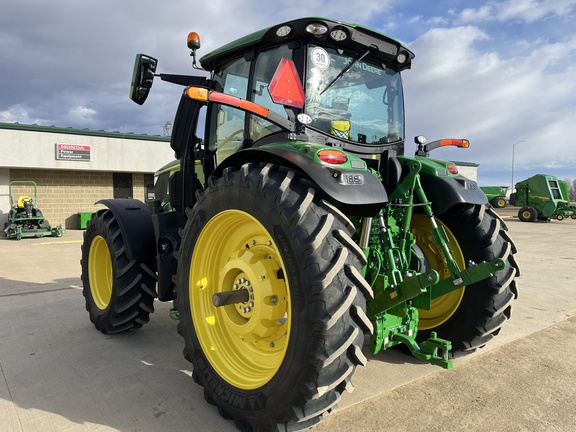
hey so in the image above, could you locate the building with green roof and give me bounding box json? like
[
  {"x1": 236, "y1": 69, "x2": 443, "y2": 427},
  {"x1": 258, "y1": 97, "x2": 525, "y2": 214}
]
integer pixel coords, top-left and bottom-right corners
[{"x1": 0, "y1": 122, "x2": 174, "y2": 230}]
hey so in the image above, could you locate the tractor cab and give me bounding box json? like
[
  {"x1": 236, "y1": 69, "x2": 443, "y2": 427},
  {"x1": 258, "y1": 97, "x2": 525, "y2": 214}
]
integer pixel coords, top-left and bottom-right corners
[
  {"x1": 196, "y1": 19, "x2": 411, "y2": 165},
  {"x1": 133, "y1": 18, "x2": 414, "y2": 172}
]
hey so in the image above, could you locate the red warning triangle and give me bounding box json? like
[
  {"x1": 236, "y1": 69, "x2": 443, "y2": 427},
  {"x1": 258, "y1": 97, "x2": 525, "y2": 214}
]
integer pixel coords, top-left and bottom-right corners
[{"x1": 268, "y1": 58, "x2": 305, "y2": 108}]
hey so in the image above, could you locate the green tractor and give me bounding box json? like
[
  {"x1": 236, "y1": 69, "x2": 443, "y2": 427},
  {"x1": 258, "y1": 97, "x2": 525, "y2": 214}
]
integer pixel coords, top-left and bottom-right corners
[
  {"x1": 4, "y1": 181, "x2": 64, "y2": 240},
  {"x1": 81, "y1": 18, "x2": 519, "y2": 431},
  {"x1": 480, "y1": 185, "x2": 509, "y2": 208},
  {"x1": 511, "y1": 174, "x2": 576, "y2": 222}
]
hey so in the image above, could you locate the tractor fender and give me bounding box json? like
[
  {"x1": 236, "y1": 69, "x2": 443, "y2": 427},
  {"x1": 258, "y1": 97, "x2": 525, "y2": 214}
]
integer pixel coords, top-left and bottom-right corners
[
  {"x1": 214, "y1": 147, "x2": 387, "y2": 216},
  {"x1": 95, "y1": 198, "x2": 156, "y2": 260},
  {"x1": 419, "y1": 173, "x2": 488, "y2": 215}
]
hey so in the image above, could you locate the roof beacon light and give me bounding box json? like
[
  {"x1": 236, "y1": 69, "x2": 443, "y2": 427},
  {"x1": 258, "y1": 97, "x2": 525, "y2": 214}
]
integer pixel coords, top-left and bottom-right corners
[
  {"x1": 187, "y1": 32, "x2": 201, "y2": 51},
  {"x1": 306, "y1": 23, "x2": 328, "y2": 36},
  {"x1": 187, "y1": 32, "x2": 202, "y2": 69}
]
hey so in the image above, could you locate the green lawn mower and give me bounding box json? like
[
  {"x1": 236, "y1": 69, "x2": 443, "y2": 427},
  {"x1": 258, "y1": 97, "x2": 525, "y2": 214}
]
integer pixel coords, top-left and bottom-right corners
[{"x1": 4, "y1": 181, "x2": 63, "y2": 240}]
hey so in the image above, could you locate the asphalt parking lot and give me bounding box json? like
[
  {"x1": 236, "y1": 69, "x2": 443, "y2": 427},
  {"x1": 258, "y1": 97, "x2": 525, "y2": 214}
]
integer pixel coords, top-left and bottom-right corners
[{"x1": 1, "y1": 207, "x2": 575, "y2": 432}]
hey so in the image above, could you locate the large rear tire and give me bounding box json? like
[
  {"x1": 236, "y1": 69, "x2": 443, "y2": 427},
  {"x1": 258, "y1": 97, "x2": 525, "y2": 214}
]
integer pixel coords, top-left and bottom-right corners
[
  {"x1": 177, "y1": 163, "x2": 373, "y2": 431},
  {"x1": 412, "y1": 205, "x2": 519, "y2": 352},
  {"x1": 81, "y1": 209, "x2": 157, "y2": 334}
]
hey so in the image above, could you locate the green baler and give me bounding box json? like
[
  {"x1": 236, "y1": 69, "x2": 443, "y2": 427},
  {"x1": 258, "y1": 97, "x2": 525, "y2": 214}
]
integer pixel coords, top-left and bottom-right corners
[{"x1": 511, "y1": 174, "x2": 576, "y2": 221}]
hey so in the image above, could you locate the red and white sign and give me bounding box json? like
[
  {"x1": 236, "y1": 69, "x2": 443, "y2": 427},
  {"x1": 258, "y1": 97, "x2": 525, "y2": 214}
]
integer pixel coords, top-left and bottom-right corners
[{"x1": 55, "y1": 143, "x2": 91, "y2": 161}]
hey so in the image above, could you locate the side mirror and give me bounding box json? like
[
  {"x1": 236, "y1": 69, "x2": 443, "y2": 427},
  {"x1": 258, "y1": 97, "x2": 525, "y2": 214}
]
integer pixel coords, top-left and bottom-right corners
[{"x1": 129, "y1": 54, "x2": 158, "y2": 105}]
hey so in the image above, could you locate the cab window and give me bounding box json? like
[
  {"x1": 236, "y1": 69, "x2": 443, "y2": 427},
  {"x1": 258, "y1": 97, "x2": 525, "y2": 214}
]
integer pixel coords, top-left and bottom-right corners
[
  {"x1": 206, "y1": 44, "x2": 295, "y2": 163},
  {"x1": 249, "y1": 45, "x2": 293, "y2": 142},
  {"x1": 207, "y1": 56, "x2": 250, "y2": 162}
]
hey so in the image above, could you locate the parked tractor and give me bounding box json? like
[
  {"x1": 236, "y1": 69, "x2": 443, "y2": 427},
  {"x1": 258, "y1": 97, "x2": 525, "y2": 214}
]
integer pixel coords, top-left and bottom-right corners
[
  {"x1": 511, "y1": 174, "x2": 576, "y2": 222},
  {"x1": 4, "y1": 181, "x2": 63, "y2": 240},
  {"x1": 480, "y1": 185, "x2": 508, "y2": 208},
  {"x1": 81, "y1": 18, "x2": 519, "y2": 431}
]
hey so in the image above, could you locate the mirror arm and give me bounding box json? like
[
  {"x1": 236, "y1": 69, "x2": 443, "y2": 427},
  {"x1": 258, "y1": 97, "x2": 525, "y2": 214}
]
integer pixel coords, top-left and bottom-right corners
[{"x1": 160, "y1": 74, "x2": 207, "y2": 87}]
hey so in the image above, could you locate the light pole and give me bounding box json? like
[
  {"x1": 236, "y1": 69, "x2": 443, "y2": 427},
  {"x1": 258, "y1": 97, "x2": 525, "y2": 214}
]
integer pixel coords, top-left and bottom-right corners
[{"x1": 511, "y1": 140, "x2": 525, "y2": 192}]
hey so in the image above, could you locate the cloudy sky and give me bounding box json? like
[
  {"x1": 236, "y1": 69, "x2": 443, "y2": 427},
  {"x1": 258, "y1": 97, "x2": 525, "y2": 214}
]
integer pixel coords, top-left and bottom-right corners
[{"x1": 2, "y1": 0, "x2": 575, "y2": 187}]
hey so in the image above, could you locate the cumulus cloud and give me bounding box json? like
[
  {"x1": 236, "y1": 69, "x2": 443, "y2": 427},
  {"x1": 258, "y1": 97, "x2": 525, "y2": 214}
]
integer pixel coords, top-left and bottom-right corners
[
  {"x1": 66, "y1": 106, "x2": 98, "y2": 127},
  {"x1": 458, "y1": 0, "x2": 576, "y2": 23},
  {"x1": 403, "y1": 24, "x2": 576, "y2": 179},
  {"x1": 0, "y1": 105, "x2": 32, "y2": 124}
]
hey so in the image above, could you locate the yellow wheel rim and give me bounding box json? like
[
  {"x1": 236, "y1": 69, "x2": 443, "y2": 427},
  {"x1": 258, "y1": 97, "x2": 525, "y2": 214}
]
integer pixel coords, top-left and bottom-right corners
[
  {"x1": 522, "y1": 210, "x2": 532, "y2": 220},
  {"x1": 190, "y1": 210, "x2": 291, "y2": 390},
  {"x1": 497, "y1": 199, "x2": 506, "y2": 207},
  {"x1": 88, "y1": 235, "x2": 113, "y2": 310},
  {"x1": 411, "y1": 214, "x2": 466, "y2": 330}
]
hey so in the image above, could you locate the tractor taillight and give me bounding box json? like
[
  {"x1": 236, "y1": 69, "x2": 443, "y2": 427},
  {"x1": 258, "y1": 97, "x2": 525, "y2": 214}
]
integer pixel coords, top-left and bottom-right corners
[
  {"x1": 318, "y1": 149, "x2": 348, "y2": 164},
  {"x1": 447, "y1": 163, "x2": 459, "y2": 175}
]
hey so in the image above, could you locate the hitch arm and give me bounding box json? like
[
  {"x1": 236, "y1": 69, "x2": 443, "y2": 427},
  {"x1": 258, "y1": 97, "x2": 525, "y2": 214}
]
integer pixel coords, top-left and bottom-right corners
[
  {"x1": 394, "y1": 332, "x2": 453, "y2": 369},
  {"x1": 431, "y1": 257, "x2": 506, "y2": 300}
]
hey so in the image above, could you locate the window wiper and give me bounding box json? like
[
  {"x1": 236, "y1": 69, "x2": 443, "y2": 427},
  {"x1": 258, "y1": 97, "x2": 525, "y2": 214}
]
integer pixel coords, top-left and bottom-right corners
[{"x1": 320, "y1": 49, "x2": 371, "y2": 95}]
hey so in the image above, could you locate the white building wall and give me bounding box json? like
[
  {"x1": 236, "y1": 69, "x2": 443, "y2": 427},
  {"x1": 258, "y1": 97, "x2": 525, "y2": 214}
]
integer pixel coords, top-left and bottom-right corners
[
  {"x1": 0, "y1": 169, "x2": 9, "y2": 227},
  {"x1": 0, "y1": 128, "x2": 174, "y2": 173},
  {"x1": 0, "y1": 125, "x2": 176, "y2": 229},
  {"x1": 456, "y1": 164, "x2": 478, "y2": 182}
]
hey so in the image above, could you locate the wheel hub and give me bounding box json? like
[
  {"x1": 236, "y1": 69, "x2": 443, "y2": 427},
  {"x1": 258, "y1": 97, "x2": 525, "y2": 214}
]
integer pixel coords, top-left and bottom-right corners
[{"x1": 218, "y1": 249, "x2": 288, "y2": 343}]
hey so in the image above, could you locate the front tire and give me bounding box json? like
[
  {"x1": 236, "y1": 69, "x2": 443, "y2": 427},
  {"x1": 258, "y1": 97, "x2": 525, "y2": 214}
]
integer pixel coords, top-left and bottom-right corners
[
  {"x1": 412, "y1": 205, "x2": 519, "y2": 352},
  {"x1": 177, "y1": 163, "x2": 373, "y2": 431},
  {"x1": 81, "y1": 210, "x2": 157, "y2": 334}
]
